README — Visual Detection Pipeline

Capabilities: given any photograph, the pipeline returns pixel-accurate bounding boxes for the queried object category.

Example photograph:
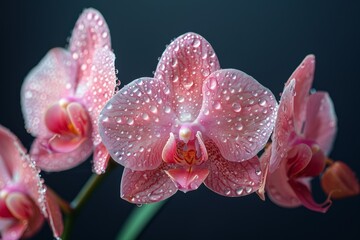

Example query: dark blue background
[1,1,359,239]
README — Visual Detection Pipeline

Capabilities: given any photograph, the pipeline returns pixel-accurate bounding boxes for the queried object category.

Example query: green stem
[116,200,167,240]
[61,160,117,240]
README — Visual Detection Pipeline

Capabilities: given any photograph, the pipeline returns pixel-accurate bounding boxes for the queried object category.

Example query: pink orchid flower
[263,55,337,213]
[21,8,117,174]
[99,33,277,204]
[0,125,63,239]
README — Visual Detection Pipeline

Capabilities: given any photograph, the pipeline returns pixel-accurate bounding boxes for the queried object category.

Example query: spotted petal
[21,48,77,137]
[121,163,177,204]
[99,78,176,171]
[69,8,111,81]
[204,140,262,197]
[198,69,277,162]
[286,55,315,133]
[304,92,337,155]
[270,79,296,172]
[154,32,220,122]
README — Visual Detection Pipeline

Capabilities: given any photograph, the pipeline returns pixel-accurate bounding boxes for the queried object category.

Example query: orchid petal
[204,140,262,197]
[21,48,77,137]
[270,79,296,172]
[45,188,63,238]
[154,32,220,122]
[99,78,176,171]
[257,145,271,200]
[286,54,315,132]
[289,179,331,213]
[304,92,337,155]
[198,69,277,162]
[162,133,177,164]
[76,48,117,147]
[69,8,111,82]
[6,192,34,220]
[165,167,209,192]
[121,163,177,204]
[266,156,302,208]
[48,134,86,153]
[67,102,91,137]
[1,222,27,240]
[286,144,313,179]
[44,102,70,134]
[92,143,110,174]
[31,137,92,171]
[0,126,27,185]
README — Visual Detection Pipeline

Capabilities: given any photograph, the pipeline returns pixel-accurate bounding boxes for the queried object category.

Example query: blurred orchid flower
[0,125,63,239]
[99,32,277,204]
[321,161,360,199]
[263,55,337,213]
[21,8,117,174]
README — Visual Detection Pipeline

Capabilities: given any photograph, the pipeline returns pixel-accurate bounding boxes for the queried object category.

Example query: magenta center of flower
[44,98,91,153]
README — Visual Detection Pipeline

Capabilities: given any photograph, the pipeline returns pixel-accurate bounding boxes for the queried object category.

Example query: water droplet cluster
[121,164,177,204]
[204,140,262,197]
[69,9,111,80]
[99,78,177,171]
[154,33,221,122]
[199,70,277,161]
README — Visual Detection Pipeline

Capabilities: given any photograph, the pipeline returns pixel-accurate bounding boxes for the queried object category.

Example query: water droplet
[178,96,185,103]
[142,113,149,120]
[106,104,113,110]
[102,31,108,38]
[150,106,158,113]
[171,58,178,67]
[127,118,134,125]
[245,187,252,193]
[202,69,210,77]
[193,39,201,48]
[139,146,144,152]
[213,101,221,110]
[225,190,231,196]
[255,169,262,176]
[236,124,243,131]
[209,78,217,90]
[258,99,267,107]
[102,116,109,122]
[232,102,242,112]
[164,106,171,113]
[183,81,194,90]
[173,76,179,83]
[236,188,244,195]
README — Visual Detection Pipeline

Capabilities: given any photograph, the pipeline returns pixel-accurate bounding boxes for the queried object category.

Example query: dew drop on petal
[193,39,201,48]
[236,188,244,196]
[231,102,242,112]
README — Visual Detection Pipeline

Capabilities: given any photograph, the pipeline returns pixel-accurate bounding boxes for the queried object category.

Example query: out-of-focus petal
[69,8,111,81]
[165,167,209,192]
[76,48,117,147]
[198,69,277,162]
[289,179,331,213]
[1,222,27,240]
[286,54,315,132]
[92,143,110,174]
[304,92,337,155]
[270,79,296,172]
[154,32,220,122]
[286,144,313,179]
[45,188,63,238]
[21,48,77,137]
[266,155,302,208]
[204,140,262,197]
[321,161,360,199]
[99,78,176,171]
[121,163,177,204]
[0,125,28,185]
[30,137,92,171]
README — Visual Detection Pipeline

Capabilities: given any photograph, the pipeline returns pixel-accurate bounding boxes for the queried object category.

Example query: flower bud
[321,161,360,199]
